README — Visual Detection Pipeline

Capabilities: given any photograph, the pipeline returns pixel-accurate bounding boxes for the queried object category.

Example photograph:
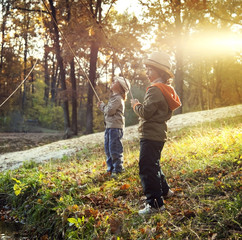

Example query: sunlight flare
[183,31,242,57]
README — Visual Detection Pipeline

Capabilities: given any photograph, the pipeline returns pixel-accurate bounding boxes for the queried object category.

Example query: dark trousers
[139,139,170,208]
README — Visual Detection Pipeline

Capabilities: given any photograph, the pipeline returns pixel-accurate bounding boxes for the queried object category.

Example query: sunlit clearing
[184,31,242,57]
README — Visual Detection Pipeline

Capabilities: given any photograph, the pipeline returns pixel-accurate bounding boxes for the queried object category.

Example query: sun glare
[217,37,241,51]
[184,32,242,57]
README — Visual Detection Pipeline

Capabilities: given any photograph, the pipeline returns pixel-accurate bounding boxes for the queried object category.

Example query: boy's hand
[97,101,104,107]
[131,99,140,108]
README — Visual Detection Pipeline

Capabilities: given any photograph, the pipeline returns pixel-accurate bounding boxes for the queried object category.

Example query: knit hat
[144,51,174,78]
[114,76,131,94]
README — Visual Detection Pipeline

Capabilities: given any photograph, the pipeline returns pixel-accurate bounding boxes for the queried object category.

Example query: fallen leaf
[40,235,48,240]
[120,183,130,190]
[183,210,196,218]
[109,217,121,234]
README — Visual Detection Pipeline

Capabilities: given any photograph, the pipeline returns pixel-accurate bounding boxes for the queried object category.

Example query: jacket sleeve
[134,87,165,120]
[102,96,121,116]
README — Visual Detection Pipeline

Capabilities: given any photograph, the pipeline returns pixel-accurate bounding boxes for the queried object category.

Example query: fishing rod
[42,0,101,102]
[79,0,134,99]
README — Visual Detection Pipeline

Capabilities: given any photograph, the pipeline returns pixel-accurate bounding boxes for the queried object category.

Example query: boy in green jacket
[131,51,181,215]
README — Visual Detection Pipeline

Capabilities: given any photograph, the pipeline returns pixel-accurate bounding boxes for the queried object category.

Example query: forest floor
[0,104,242,172]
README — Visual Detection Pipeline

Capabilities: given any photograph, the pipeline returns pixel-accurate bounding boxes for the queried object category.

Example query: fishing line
[0,8,44,109]
[42,0,101,101]
[0,59,39,108]
[1,1,132,109]
[80,0,134,99]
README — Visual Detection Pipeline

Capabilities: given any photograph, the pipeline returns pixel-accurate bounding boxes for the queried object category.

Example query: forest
[0,0,241,135]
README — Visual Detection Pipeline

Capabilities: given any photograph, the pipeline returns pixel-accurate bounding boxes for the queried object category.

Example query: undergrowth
[0,116,241,239]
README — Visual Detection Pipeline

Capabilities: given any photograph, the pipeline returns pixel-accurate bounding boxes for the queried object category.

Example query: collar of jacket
[147,82,182,111]
[152,78,164,84]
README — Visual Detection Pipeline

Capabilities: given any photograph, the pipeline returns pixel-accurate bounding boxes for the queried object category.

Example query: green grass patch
[0,116,241,239]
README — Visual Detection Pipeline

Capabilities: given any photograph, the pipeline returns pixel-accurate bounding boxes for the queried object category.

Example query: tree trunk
[199,78,204,111]
[66,0,77,135]
[70,58,78,135]
[86,40,99,134]
[48,0,70,130]
[174,49,183,114]
[235,79,241,102]
[214,61,222,107]
[173,0,183,115]
[51,56,57,103]
[44,45,50,106]
[22,9,30,113]
[30,59,35,94]
[79,95,84,132]
[0,1,10,71]
[78,72,85,132]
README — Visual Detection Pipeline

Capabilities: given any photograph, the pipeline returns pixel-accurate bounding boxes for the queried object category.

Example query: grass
[0,116,241,239]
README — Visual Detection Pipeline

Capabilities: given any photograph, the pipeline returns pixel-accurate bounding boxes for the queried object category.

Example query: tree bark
[22,7,30,113]
[48,0,70,130]
[0,1,10,71]
[51,56,57,103]
[66,0,77,135]
[173,0,183,115]
[30,59,35,94]
[44,45,50,106]
[70,58,78,135]
[213,61,222,106]
[86,40,99,134]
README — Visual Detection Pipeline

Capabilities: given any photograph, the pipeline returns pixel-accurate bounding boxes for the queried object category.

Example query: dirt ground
[0,132,64,154]
[0,104,241,172]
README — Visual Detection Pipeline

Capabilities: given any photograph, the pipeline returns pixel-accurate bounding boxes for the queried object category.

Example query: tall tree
[85,2,146,133]
[85,0,102,134]
[44,44,50,106]
[66,0,78,135]
[138,0,199,114]
[138,0,241,113]
[172,0,183,114]
[0,0,10,71]
[48,0,70,130]
[70,58,78,135]
[22,0,31,113]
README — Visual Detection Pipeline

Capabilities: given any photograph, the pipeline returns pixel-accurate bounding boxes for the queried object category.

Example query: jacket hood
[147,83,182,111]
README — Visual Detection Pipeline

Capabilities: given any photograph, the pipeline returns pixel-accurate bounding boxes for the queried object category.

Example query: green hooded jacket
[134,85,173,142]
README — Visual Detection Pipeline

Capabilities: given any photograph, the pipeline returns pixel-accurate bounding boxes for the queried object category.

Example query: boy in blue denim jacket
[97,76,130,177]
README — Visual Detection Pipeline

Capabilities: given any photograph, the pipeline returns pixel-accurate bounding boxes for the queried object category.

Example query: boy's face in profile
[146,66,159,83]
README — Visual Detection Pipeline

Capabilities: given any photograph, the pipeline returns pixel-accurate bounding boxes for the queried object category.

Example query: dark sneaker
[138,203,165,215]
